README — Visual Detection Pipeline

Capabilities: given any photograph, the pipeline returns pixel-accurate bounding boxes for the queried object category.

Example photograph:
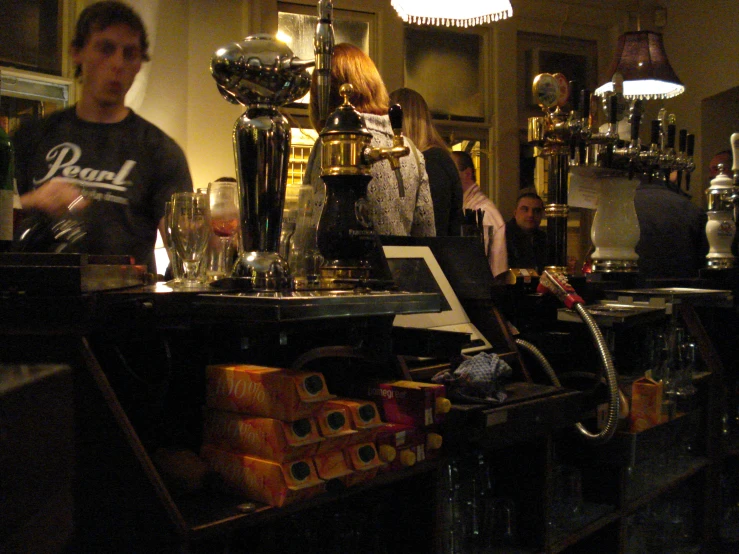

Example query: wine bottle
[0,124,14,251]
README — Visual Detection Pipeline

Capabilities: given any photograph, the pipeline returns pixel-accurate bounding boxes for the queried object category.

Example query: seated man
[505,188,546,273]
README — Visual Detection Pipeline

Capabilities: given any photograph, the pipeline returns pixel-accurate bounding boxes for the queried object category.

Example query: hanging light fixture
[391,0,512,28]
[594,30,684,100]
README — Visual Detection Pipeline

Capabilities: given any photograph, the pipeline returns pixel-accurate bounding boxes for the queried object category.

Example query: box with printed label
[201,444,325,507]
[629,376,663,432]
[206,364,335,421]
[363,380,451,427]
[325,398,385,445]
[313,449,354,484]
[202,410,323,462]
[314,404,357,454]
[342,442,385,487]
[375,423,443,472]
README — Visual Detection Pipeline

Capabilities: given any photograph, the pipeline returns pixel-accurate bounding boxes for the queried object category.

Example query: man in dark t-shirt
[13,1,191,272]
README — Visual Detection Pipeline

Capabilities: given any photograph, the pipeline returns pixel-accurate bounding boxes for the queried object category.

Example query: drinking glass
[163,201,184,284]
[207,179,240,279]
[170,191,210,287]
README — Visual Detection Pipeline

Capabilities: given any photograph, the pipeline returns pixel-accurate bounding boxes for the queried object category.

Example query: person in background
[13,0,192,273]
[451,150,508,277]
[634,177,708,279]
[505,188,546,273]
[304,43,435,237]
[388,87,464,236]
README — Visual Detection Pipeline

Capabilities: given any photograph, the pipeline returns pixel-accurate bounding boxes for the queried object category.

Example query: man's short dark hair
[451,151,477,183]
[71,1,150,78]
[516,187,543,205]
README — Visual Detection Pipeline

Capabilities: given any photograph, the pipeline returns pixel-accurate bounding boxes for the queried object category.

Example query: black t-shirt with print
[13,107,192,271]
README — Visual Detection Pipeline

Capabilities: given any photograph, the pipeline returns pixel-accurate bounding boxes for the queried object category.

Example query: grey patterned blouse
[302,113,436,237]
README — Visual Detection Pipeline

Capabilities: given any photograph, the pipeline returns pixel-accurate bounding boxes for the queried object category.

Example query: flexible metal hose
[515,302,620,443]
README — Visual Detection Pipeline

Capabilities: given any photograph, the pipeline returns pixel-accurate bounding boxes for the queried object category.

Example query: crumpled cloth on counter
[432,352,512,404]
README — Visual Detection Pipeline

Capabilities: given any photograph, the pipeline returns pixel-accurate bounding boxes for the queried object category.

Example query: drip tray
[557,302,666,327]
[0,253,149,295]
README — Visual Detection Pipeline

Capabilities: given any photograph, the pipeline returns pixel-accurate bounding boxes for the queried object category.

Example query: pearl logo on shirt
[33,142,137,204]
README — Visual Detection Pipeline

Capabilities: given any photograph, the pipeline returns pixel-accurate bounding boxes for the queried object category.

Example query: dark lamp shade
[595,31,684,99]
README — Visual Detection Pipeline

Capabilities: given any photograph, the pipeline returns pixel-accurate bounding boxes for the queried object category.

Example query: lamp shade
[391,0,512,27]
[595,30,684,99]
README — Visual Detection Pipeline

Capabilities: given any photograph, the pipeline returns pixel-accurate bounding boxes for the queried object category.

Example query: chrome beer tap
[314,0,334,125]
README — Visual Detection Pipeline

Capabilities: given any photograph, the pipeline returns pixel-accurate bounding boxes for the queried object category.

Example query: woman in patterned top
[302,43,435,238]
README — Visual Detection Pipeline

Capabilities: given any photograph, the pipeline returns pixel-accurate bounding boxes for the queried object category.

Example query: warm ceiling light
[595,30,684,100]
[391,0,512,28]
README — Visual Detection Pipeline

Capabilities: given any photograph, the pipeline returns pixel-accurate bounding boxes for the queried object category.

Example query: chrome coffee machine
[210,35,313,290]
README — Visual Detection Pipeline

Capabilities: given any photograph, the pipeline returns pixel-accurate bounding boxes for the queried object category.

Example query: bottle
[0,124,14,251]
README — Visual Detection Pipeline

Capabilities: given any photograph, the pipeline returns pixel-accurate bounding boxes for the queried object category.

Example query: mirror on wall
[404,26,485,122]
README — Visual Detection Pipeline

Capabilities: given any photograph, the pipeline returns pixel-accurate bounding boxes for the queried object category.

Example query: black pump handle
[389,104,403,133]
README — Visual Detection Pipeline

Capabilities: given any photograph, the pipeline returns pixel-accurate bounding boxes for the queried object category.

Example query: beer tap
[684,133,696,189]
[612,99,643,179]
[314,0,334,126]
[675,129,688,189]
[659,116,677,183]
[643,120,663,181]
[315,84,410,284]
[364,105,410,197]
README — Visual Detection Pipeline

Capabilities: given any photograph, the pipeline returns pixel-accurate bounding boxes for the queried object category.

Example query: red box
[364,380,451,427]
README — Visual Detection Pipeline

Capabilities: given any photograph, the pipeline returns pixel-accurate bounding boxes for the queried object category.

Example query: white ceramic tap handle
[731,132,739,173]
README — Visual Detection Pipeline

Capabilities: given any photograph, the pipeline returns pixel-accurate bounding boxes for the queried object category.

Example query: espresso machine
[210,35,313,290]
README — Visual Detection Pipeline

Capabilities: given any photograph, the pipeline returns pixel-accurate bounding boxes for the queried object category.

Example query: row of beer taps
[533,76,697,187]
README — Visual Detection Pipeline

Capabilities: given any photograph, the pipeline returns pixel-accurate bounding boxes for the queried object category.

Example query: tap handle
[630,100,643,142]
[389,103,403,134]
[650,120,661,147]
[569,81,579,111]
[580,89,590,120]
[666,124,676,150]
[731,133,739,173]
[686,133,695,156]
[608,94,619,125]
[679,129,687,153]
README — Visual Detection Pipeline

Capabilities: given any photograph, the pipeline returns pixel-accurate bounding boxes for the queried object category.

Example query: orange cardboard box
[313,449,354,484]
[201,444,325,507]
[325,398,385,445]
[202,410,323,462]
[629,376,663,432]
[342,442,385,487]
[314,404,357,454]
[206,364,335,421]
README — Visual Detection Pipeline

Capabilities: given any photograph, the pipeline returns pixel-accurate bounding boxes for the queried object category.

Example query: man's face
[514,196,544,231]
[72,23,143,108]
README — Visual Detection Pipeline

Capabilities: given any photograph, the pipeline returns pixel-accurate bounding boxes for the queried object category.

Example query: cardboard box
[325,398,385,445]
[206,364,335,421]
[313,449,354,484]
[342,442,385,487]
[202,410,323,462]
[629,376,663,432]
[314,405,357,454]
[363,380,451,427]
[375,423,443,472]
[201,444,325,507]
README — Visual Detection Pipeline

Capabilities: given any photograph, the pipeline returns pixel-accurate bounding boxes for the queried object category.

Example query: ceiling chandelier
[391,0,513,28]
